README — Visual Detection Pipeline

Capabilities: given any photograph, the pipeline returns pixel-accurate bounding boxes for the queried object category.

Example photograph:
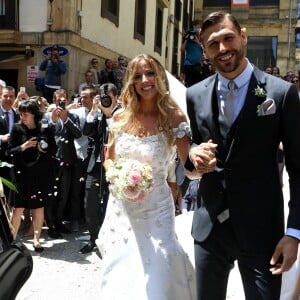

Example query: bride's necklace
[137,125,147,137]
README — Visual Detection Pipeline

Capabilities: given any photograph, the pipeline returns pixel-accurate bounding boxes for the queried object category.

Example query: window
[247,36,277,70]
[134,0,146,44]
[296,32,300,48]
[101,0,119,26]
[250,0,279,4]
[172,27,179,75]
[203,0,230,6]
[154,2,163,54]
[174,0,181,23]
[296,28,300,48]
[0,0,17,29]
[297,2,300,19]
[0,0,5,16]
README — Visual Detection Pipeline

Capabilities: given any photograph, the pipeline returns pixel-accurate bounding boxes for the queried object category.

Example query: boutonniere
[254,84,267,98]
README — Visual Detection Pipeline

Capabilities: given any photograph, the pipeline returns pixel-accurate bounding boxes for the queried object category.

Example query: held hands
[190,139,218,175]
[270,235,299,275]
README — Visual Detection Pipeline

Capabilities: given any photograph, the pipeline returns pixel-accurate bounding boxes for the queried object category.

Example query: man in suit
[184,11,300,299]
[0,86,20,199]
[79,84,119,254]
[45,89,82,238]
[66,86,94,231]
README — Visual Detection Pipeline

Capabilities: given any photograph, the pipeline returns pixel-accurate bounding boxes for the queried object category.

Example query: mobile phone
[58,100,66,109]
[20,87,26,93]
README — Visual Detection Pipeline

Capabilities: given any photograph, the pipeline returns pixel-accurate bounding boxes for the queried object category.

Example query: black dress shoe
[56,222,72,234]
[79,241,96,254]
[48,225,63,239]
[33,244,44,252]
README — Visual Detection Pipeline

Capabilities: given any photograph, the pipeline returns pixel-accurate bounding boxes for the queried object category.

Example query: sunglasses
[293,80,299,83]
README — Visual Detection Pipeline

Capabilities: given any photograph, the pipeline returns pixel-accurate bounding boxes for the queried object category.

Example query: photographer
[44,89,82,239]
[8,99,57,252]
[181,23,203,87]
[79,83,120,254]
[39,45,67,104]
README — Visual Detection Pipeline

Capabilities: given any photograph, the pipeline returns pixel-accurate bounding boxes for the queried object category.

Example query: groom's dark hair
[200,11,242,40]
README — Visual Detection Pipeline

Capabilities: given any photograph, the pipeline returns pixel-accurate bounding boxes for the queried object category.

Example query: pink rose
[128,171,142,185]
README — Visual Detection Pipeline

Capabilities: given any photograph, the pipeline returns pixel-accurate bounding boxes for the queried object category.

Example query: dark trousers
[84,162,108,241]
[194,219,281,300]
[45,162,76,226]
[64,157,89,222]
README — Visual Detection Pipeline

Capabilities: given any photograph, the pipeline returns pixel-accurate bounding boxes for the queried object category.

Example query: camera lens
[58,100,65,109]
[100,95,112,108]
[39,140,48,150]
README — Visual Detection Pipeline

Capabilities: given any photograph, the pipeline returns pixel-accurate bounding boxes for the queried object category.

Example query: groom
[185,11,300,299]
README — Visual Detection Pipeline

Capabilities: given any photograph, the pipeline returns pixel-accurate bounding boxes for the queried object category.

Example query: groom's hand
[270,235,299,274]
[190,139,217,174]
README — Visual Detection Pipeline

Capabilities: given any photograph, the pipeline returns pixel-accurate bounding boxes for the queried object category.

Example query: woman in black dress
[8,99,56,251]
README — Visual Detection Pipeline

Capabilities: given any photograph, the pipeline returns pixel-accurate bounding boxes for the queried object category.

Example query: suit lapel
[202,76,225,148]
[224,67,267,161]
[202,76,229,161]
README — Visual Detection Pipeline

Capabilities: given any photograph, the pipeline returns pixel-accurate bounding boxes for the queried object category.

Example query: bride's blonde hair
[110,53,181,147]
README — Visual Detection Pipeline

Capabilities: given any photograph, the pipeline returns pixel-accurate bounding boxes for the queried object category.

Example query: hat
[0,79,6,87]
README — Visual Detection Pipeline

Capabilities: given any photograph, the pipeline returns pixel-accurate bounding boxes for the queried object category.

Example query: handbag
[0,195,33,300]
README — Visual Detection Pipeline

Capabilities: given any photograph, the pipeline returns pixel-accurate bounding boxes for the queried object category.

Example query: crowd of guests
[0,75,121,253]
[1,50,190,255]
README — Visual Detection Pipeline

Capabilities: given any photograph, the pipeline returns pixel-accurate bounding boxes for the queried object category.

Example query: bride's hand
[190,140,217,174]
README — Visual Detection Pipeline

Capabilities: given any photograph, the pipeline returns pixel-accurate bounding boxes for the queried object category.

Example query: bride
[96,54,198,299]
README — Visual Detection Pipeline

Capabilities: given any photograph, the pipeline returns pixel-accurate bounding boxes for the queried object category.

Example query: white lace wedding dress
[96,130,196,300]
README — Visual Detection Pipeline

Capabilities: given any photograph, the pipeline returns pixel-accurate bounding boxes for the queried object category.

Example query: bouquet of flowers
[106,158,154,202]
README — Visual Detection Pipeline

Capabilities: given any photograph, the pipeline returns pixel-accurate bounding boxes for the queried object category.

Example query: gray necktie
[224,80,236,125]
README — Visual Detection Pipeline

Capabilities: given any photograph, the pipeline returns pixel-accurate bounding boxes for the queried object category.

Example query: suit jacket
[70,107,90,160]
[0,108,20,162]
[83,110,108,174]
[48,112,82,165]
[186,66,300,254]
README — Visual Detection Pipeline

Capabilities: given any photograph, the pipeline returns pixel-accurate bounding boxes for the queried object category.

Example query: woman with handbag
[8,98,57,252]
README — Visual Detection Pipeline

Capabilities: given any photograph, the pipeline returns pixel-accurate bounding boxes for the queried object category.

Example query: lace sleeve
[172,122,191,138]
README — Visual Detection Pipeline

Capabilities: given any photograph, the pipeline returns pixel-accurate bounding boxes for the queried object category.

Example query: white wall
[19,0,48,32]
[81,0,167,62]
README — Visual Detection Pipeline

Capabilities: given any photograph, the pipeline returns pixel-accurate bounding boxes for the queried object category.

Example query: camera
[100,86,112,108]
[51,54,59,60]
[185,30,197,41]
[37,136,48,151]
[58,99,66,109]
